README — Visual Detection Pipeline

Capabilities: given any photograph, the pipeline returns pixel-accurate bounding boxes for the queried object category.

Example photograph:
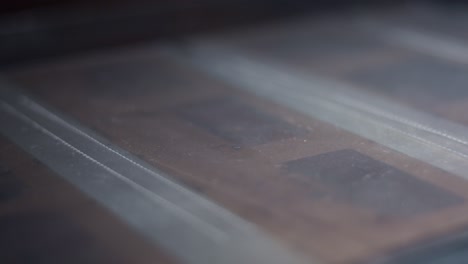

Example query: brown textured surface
[284,149,463,217]
[0,137,177,264]
[7,46,468,263]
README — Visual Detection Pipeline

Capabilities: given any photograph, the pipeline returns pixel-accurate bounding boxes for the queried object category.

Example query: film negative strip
[5,40,468,263]
[0,80,310,264]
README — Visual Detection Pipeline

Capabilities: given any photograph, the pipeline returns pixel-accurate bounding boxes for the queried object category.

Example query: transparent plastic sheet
[0,137,177,264]
[3,3,468,264]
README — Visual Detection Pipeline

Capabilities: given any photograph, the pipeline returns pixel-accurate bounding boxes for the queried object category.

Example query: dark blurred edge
[0,0,414,68]
[371,223,468,264]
